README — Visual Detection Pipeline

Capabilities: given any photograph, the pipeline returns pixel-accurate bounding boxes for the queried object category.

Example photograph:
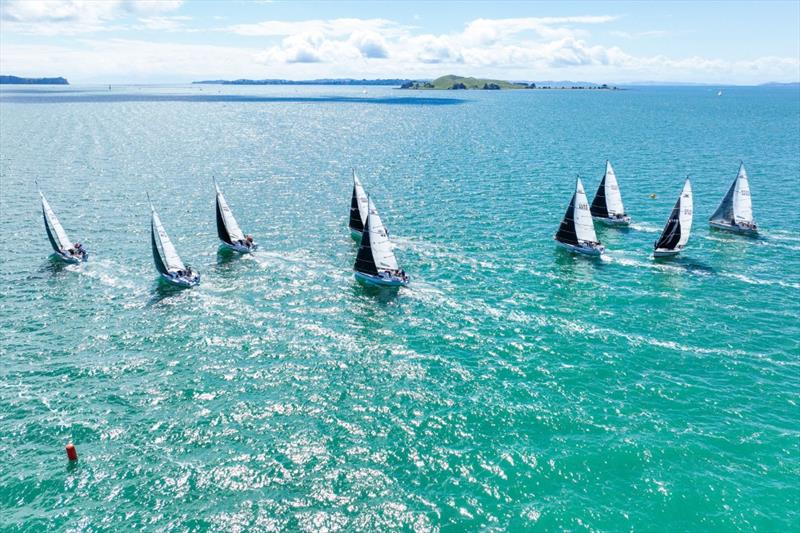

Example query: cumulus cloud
[0,0,183,33]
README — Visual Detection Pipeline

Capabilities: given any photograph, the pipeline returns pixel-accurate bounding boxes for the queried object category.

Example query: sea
[1,84,798,531]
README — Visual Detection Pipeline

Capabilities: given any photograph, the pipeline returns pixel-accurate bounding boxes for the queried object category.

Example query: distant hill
[760,82,800,87]
[401,75,528,90]
[400,75,616,90]
[193,78,411,86]
[0,75,69,85]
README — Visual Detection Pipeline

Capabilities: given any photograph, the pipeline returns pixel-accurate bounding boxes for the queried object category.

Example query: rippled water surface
[1,84,799,531]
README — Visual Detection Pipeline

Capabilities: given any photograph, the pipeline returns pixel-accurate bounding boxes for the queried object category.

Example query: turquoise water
[1,84,798,531]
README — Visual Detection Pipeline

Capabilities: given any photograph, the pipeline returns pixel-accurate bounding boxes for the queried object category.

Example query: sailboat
[554,177,605,256]
[709,162,757,234]
[654,178,693,257]
[37,184,87,264]
[149,196,200,287]
[214,178,257,252]
[354,197,409,287]
[590,160,631,225]
[348,169,370,240]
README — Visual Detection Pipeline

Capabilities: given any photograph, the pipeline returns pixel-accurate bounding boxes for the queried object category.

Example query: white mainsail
[574,178,599,243]
[151,207,186,272]
[604,161,625,216]
[215,184,245,242]
[353,170,369,226]
[40,192,72,251]
[732,164,753,223]
[678,178,693,247]
[366,198,399,271]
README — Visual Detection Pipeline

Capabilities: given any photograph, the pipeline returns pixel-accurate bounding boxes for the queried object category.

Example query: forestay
[40,193,72,252]
[151,208,185,273]
[215,184,245,244]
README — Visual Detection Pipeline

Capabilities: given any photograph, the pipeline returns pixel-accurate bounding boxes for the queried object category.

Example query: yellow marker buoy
[649,193,657,199]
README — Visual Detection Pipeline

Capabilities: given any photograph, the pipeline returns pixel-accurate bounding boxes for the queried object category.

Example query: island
[0,75,69,85]
[399,74,618,90]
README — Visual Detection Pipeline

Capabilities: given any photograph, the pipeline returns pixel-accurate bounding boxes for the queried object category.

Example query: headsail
[214,181,245,244]
[39,192,72,253]
[677,179,693,247]
[349,170,369,232]
[574,178,599,243]
[590,161,625,219]
[731,163,753,224]
[656,178,692,250]
[150,203,186,273]
[354,198,399,274]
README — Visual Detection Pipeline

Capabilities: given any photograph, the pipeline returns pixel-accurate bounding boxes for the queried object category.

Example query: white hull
[355,271,408,287]
[709,220,758,235]
[555,240,604,256]
[593,215,631,226]
[653,248,681,258]
[54,251,87,264]
[160,272,200,288]
[221,241,257,253]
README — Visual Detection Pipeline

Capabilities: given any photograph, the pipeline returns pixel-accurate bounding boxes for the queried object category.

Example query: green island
[400,74,616,90]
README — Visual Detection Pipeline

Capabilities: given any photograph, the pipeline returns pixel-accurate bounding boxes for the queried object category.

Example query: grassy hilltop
[401,75,528,90]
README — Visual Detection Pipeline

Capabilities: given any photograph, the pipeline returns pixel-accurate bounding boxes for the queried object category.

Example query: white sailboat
[37,184,87,264]
[354,197,409,287]
[214,178,256,252]
[554,177,605,256]
[348,169,370,240]
[149,196,200,288]
[709,162,757,234]
[654,178,693,257]
[590,160,631,225]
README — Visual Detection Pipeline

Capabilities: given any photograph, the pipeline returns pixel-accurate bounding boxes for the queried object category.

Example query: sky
[0,0,798,84]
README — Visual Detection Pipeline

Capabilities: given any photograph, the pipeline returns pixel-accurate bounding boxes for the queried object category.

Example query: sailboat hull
[53,251,87,264]
[593,215,631,226]
[221,241,257,253]
[555,240,604,256]
[354,271,408,287]
[653,248,682,258]
[709,220,758,235]
[159,272,200,288]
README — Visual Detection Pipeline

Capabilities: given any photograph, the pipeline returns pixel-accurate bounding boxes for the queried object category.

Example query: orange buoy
[65,443,78,461]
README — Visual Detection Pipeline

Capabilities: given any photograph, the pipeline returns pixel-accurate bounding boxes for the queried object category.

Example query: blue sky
[1,0,798,84]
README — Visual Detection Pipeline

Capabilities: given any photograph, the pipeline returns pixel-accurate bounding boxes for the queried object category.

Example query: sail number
[578,203,589,210]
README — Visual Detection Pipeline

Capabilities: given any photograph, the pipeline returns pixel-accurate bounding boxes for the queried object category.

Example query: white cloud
[0,12,797,84]
[0,0,183,34]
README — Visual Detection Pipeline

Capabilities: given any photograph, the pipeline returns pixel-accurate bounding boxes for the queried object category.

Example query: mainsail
[354,198,399,275]
[40,192,73,253]
[656,178,693,250]
[349,170,369,232]
[215,182,245,244]
[150,205,186,274]
[711,163,752,225]
[590,160,626,218]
